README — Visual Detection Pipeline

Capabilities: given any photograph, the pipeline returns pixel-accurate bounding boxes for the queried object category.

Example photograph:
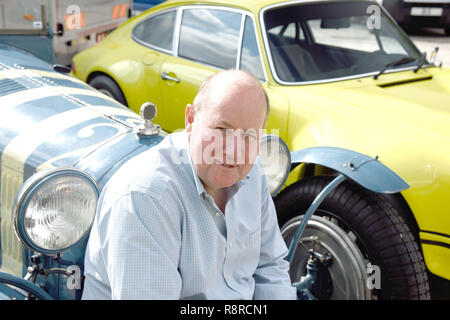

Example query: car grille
[0,78,27,97]
[0,166,24,276]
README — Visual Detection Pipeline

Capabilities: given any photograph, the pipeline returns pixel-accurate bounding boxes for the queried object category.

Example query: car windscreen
[263,1,422,83]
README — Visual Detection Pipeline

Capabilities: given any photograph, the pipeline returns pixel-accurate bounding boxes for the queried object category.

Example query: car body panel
[72,0,450,280]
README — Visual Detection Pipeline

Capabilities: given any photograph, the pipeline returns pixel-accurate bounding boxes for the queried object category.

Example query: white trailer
[0,0,133,65]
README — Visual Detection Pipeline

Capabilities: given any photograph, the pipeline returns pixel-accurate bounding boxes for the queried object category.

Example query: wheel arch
[288,146,409,194]
[283,146,421,246]
[86,70,107,84]
[86,71,129,107]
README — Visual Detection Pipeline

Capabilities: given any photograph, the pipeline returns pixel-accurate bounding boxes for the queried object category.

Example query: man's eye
[215,128,225,135]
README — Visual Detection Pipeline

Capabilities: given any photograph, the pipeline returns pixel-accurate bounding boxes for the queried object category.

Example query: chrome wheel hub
[281,215,371,300]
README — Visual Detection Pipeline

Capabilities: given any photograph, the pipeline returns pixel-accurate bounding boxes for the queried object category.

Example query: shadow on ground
[429,272,450,300]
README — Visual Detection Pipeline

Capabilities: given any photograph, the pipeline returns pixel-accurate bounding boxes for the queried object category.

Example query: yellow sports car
[72,0,450,299]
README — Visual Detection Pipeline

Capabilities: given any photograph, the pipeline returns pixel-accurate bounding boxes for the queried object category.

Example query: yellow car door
[158,57,215,132]
[128,8,178,119]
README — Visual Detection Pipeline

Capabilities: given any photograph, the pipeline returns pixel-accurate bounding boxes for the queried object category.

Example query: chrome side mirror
[138,102,160,136]
[430,46,443,67]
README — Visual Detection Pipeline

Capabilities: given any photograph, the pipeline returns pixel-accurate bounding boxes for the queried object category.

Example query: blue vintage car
[0,5,413,300]
[0,13,169,300]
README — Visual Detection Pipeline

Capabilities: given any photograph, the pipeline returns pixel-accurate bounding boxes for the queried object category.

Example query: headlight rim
[259,134,291,196]
[12,167,99,255]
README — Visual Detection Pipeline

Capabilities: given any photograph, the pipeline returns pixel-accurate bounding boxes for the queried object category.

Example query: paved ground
[429,272,450,300]
[407,27,450,67]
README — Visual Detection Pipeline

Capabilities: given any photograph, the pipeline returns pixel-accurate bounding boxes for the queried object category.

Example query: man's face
[186,79,266,195]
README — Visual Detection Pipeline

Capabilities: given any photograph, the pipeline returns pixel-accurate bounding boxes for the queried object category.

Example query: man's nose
[223,134,244,164]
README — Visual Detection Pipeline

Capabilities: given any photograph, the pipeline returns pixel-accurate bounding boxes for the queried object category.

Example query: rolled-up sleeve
[253,183,297,300]
[99,188,183,299]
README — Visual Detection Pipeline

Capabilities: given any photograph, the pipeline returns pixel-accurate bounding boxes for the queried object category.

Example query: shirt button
[216,212,220,217]
[227,275,231,281]
[229,242,232,248]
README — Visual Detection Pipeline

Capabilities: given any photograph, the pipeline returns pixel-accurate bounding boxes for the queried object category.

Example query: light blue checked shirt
[82,131,296,300]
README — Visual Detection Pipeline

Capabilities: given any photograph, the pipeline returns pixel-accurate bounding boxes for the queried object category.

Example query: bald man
[82,70,297,300]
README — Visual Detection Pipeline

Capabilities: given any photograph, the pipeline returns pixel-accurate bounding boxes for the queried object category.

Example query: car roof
[155,0,296,13]
[156,0,371,13]
[160,0,275,10]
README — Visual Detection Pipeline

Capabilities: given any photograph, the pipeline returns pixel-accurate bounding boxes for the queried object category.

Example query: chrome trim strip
[236,15,246,70]
[246,14,269,82]
[173,7,182,57]
[275,65,434,86]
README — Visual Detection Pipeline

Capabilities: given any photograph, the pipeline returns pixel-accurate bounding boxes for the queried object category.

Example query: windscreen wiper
[413,52,427,73]
[373,56,417,80]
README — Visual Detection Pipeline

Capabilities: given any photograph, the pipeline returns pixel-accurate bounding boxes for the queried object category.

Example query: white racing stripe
[0,85,142,122]
[0,66,88,84]
[2,108,98,174]
[36,123,129,172]
[0,65,141,120]
[0,85,115,113]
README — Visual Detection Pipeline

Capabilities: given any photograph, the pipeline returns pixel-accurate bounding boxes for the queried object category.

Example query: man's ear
[185,104,195,132]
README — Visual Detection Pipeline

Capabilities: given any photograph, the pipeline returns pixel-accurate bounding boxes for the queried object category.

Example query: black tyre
[445,28,450,36]
[88,75,128,106]
[275,176,430,300]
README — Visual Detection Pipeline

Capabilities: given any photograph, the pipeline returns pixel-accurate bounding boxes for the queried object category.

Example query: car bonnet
[0,45,146,183]
[278,68,450,139]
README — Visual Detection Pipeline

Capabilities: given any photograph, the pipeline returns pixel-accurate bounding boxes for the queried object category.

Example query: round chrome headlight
[259,135,291,196]
[13,168,99,254]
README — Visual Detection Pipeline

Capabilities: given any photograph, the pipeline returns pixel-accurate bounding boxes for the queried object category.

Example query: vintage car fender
[289,146,409,194]
[0,271,54,300]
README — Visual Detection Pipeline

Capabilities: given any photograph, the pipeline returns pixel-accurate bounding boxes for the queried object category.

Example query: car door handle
[161,72,180,83]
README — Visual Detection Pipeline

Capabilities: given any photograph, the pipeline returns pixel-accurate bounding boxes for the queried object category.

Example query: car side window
[240,16,265,81]
[132,10,176,52]
[178,8,242,69]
